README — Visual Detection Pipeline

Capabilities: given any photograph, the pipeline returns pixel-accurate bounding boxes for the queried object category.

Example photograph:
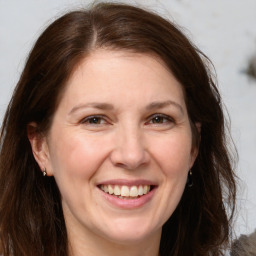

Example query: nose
[110,125,149,170]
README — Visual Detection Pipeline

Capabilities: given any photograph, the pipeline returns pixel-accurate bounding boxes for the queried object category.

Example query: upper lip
[97,179,157,186]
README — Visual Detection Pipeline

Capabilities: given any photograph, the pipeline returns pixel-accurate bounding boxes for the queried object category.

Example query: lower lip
[98,187,156,209]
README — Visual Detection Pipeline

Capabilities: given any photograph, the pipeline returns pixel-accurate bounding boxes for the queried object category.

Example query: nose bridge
[110,122,148,169]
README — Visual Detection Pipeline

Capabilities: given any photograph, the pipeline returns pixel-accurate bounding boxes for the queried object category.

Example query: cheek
[47,131,112,215]
[48,131,109,181]
[149,132,193,177]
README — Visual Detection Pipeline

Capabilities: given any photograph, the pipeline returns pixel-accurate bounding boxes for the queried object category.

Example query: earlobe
[190,148,198,169]
[194,122,202,157]
[190,122,201,168]
[27,122,52,176]
[195,122,202,135]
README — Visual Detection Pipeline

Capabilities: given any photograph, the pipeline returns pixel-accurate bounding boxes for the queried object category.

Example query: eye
[146,114,174,125]
[81,115,108,125]
[151,116,167,124]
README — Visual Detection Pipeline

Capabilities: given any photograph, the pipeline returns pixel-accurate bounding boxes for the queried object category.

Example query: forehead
[58,49,186,111]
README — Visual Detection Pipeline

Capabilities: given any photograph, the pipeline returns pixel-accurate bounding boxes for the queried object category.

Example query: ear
[27,122,53,176]
[190,122,201,168]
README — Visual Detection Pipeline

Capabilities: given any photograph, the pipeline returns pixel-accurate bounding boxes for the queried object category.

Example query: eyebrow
[68,100,184,115]
[68,102,114,115]
[146,100,184,115]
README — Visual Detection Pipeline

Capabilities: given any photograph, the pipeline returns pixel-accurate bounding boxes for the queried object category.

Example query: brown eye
[148,114,172,125]
[152,116,165,124]
[88,117,102,124]
[81,115,107,125]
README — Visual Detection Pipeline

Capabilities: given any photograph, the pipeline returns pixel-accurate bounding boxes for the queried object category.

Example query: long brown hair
[0,2,237,255]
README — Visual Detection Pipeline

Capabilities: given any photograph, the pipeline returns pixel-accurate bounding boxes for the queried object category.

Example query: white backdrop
[1,0,256,237]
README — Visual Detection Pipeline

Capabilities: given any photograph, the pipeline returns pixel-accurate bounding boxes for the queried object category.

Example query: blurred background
[1,0,256,238]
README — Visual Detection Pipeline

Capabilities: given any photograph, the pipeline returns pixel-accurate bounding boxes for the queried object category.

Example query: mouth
[98,184,154,199]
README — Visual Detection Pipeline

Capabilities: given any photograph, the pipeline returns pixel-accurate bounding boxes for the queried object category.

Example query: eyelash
[80,113,174,126]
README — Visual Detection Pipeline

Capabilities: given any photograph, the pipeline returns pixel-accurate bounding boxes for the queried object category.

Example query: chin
[98,217,161,244]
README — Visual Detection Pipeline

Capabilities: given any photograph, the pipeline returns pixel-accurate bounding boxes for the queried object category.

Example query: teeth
[103,185,108,193]
[108,185,114,194]
[138,185,144,196]
[143,185,149,194]
[114,185,121,196]
[121,186,130,196]
[100,184,151,198]
[130,186,138,197]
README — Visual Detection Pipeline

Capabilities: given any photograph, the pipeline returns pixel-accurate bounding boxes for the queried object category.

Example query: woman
[0,2,237,256]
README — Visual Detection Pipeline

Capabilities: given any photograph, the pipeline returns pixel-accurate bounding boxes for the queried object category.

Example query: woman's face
[38,50,198,245]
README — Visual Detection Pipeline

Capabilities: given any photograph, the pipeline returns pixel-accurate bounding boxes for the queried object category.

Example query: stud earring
[43,168,47,177]
[187,170,193,187]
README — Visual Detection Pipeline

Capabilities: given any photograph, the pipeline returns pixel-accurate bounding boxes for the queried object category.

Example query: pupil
[90,117,99,124]
[153,116,162,123]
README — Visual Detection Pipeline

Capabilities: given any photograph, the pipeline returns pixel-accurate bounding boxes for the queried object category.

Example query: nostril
[111,147,149,170]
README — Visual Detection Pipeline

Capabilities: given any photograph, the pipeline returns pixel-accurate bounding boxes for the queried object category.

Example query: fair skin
[29,50,198,256]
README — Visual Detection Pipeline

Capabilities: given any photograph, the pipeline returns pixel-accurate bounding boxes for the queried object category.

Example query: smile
[99,184,151,199]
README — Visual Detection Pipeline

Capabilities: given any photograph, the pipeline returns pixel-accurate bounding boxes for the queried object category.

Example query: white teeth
[143,185,148,194]
[100,184,151,198]
[130,186,138,197]
[138,185,144,196]
[108,185,114,194]
[121,186,129,197]
[114,185,121,196]
[103,185,108,193]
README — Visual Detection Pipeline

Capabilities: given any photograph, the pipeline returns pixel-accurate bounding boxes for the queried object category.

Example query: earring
[187,170,193,187]
[43,168,47,177]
